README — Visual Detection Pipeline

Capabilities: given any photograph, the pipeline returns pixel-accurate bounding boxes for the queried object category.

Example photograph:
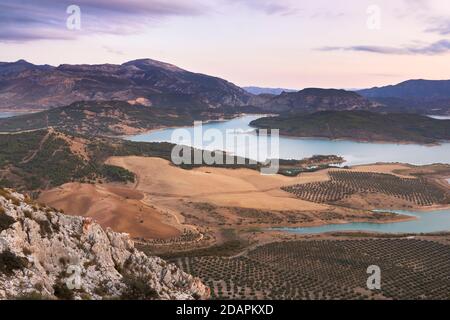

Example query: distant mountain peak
[14,59,30,64]
[0,59,31,66]
[123,58,184,72]
[243,86,297,95]
[298,88,360,96]
[358,79,450,99]
[357,79,450,114]
[258,87,376,113]
[0,59,54,76]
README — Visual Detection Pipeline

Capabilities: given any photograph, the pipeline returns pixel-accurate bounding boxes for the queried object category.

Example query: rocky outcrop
[0,189,209,300]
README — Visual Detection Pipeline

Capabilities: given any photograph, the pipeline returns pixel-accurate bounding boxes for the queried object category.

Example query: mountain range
[358,79,450,100]
[357,79,450,114]
[243,86,297,95]
[257,88,380,113]
[0,59,252,110]
[1,59,450,115]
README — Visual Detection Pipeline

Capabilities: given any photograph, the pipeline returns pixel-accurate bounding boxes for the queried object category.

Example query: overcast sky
[1,0,450,89]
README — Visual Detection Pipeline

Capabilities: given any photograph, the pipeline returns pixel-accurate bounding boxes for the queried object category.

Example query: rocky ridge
[0,188,209,300]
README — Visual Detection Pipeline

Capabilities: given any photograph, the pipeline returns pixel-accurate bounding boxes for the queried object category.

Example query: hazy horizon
[1,0,450,89]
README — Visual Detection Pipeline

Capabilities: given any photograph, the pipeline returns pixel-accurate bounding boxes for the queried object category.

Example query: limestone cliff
[0,188,209,300]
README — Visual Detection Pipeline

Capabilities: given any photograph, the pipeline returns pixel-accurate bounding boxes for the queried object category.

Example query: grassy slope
[0,100,261,136]
[250,111,450,144]
[0,101,202,135]
[0,129,262,192]
[0,130,134,191]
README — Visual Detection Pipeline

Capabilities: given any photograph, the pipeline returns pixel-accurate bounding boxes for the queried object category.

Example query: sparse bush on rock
[0,250,28,276]
[0,190,209,300]
[0,208,15,231]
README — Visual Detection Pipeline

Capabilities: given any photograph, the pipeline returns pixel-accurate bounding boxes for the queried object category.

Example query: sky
[1,0,450,89]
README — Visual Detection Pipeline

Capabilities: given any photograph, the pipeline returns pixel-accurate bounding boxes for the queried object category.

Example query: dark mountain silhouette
[243,86,297,95]
[258,88,380,113]
[358,80,450,115]
[0,59,252,110]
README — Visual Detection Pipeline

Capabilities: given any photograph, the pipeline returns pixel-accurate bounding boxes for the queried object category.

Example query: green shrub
[93,281,109,297]
[53,280,75,300]
[36,219,53,238]
[14,292,48,300]
[0,179,12,188]
[120,274,158,300]
[11,198,20,206]
[0,250,28,275]
[0,210,15,232]
[23,210,33,220]
[101,165,135,183]
[22,247,32,256]
[0,188,10,198]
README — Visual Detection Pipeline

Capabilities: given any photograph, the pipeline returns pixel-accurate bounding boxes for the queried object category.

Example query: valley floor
[38,158,449,250]
[171,233,450,300]
[34,156,450,300]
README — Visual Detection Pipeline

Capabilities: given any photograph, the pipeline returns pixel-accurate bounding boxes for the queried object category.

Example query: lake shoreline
[126,114,450,167]
[249,122,447,146]
[118,113,266,139]
[272,207,450,235]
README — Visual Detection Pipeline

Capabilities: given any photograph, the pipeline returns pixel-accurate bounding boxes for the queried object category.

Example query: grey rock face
[0,189,209,300]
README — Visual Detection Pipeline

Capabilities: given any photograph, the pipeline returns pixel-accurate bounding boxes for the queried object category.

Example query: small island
[271,155,345,177]
[251,110,450,144]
